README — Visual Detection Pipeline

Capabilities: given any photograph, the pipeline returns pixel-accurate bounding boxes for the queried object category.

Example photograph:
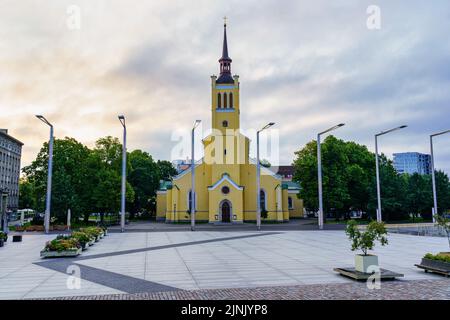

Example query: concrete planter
[0,239,4,247]
[40,248,82,258]
[355,254,379,273]
[420,258,450,272]
[88,239,95,246]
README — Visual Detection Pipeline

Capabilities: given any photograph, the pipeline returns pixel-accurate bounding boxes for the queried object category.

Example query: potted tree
[345,220,388,273]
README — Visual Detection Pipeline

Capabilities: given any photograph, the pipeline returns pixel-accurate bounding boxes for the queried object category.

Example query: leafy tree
[18,178,35,209]
[345,220,388,256]
[128,150,160,218]
[435,170,450,215]
[22,137,91,222]
[156,160,177,181]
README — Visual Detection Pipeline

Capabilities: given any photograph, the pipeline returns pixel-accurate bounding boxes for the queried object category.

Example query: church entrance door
[221,201,231,223]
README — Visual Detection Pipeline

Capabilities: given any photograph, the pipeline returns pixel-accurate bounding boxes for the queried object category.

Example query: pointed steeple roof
[221,20,230,60]
[216,18,234,84]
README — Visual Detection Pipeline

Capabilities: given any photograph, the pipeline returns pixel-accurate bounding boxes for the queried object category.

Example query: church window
[221,186,230,194]
[288,197,294,209]
[188,190,194,212]
[229,92,233,108]
[260,190,266,211]
[217,93,221,108]
[223,92,228,108]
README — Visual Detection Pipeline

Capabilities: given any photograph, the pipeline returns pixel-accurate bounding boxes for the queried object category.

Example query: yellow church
[156,22,303,224]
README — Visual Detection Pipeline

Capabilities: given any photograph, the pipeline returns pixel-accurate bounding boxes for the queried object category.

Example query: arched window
[260,190,266,211]
[217,93,221,108]
[188,190,194,212]
[288,197,293,209]
[229,92,233,108]
[222,120,228,127]
[223,92,228,108]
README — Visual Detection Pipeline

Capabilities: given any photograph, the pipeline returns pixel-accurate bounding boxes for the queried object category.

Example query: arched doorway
[220,200,231,223]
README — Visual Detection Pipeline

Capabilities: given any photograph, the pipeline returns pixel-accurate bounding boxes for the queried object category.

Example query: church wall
[240,163,284,222]
[156,191,166,221]
[208,180,243,223]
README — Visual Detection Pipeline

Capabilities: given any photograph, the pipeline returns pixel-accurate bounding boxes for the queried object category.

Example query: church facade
[156,22,303,223]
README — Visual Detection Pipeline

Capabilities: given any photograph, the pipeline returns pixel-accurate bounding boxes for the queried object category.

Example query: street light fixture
[191,120,201,231]
[317,123,345,230]
[256,122,275,231]
[375,125,407,222]
[35,115,54,234]
[430,129,450,222]
[118,115,126,233]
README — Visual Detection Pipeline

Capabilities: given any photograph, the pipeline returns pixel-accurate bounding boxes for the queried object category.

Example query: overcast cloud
[0,0,449,174]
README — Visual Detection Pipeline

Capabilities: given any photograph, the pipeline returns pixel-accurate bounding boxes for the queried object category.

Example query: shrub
[261,209,268,219]
[345,220,388,256]
[79,226,103,238]
[71,231,93,247]
[0,232,7,242]
[424,253,450,263]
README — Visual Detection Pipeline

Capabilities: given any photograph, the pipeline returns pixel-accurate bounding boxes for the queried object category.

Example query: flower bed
[40,226,108,258]
[40,238,82,258]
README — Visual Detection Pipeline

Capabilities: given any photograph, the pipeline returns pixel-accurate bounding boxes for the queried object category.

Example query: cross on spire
[223,16,228,27]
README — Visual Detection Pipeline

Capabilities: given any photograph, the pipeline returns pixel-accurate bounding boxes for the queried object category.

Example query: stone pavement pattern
[39,279,450,300]
[0,230,449,299]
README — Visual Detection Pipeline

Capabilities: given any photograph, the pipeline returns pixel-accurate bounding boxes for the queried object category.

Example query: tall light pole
[375,125,407,222]
[118,115,126,233]
[256,122,275,231]
[191,120,201,231]
[430,129,450,223]
[36,115,54,234]
[317,123,345,230]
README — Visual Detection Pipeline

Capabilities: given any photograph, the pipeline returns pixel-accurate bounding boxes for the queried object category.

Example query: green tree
[435,170,450,215]
[18,177,35,209]
[128,150,160,218]
[22,137,91,222]
[156,160,177,180]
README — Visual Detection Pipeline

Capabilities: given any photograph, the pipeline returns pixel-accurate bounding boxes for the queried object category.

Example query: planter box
[0,239,4,247]
[420,258,450,272]
[355,254,379,273]
[88,239,95,246]
[40,248,82,258]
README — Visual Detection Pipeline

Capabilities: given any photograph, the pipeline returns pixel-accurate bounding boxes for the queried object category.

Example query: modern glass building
[393,152,431,175]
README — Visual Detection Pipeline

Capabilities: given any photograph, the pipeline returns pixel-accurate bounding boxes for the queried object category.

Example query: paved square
[0,230,448,299]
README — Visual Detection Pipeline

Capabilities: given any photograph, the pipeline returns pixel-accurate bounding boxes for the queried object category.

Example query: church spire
[217,17,234,84]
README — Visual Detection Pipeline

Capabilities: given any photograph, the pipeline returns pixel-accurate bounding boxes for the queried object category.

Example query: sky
[1,0,449,174]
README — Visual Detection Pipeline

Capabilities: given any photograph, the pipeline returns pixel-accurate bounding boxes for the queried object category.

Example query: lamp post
[430,129,450,222]
[317,123,345,230]
[36,115,54,234]
[118,115,126,233]
[256,122,275,231]
[375,125,407,222]
[191,120,201,231]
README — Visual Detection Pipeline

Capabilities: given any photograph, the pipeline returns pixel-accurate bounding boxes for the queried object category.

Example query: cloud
[0,0,449,175]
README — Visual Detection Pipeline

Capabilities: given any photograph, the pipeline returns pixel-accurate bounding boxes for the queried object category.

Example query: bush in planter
[345,220,388,273]
[71,231,93,248]
[0,231,7,242]
[43,238,81,252]
[424,252,450,263]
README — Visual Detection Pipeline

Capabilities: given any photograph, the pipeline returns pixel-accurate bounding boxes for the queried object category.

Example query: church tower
[211,19,240,134]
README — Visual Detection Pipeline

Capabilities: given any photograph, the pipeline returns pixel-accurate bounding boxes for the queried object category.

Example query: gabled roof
[208,173,243,191]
